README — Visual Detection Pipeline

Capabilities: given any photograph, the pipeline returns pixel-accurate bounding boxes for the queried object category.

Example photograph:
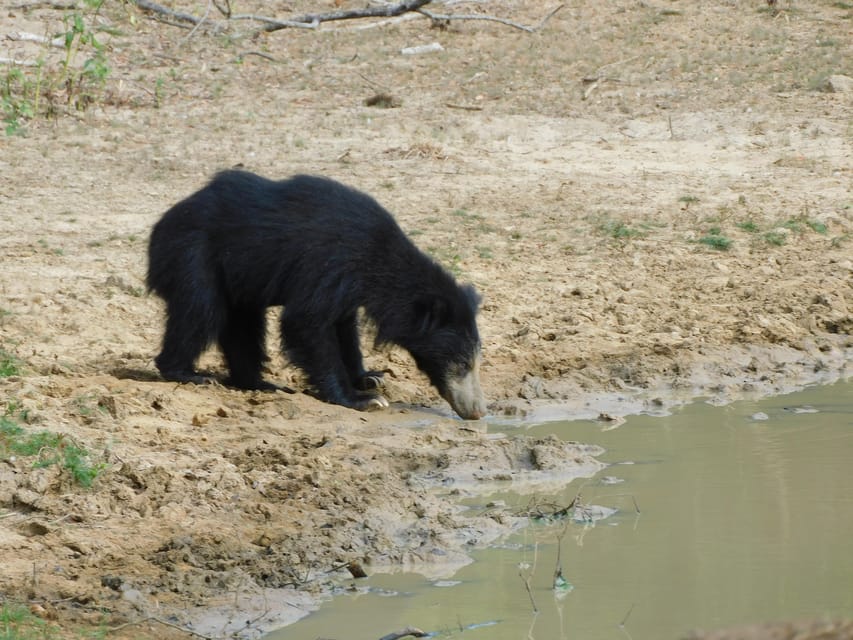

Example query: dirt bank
[1,1,851,637]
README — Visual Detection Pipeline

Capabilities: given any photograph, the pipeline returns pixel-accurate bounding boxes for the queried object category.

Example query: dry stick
[253,0,434,33]
[227,13,320,30]
[519,568,539,613]
[134,0,203,25]
[183,0,214,40]
[553,521,569,584]
[330,12,421,31]
[12,1,79,8]
[418,3,564,33]
[212,0,230,18]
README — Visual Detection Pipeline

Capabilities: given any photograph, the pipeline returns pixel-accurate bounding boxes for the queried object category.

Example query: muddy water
[271,380,853,639]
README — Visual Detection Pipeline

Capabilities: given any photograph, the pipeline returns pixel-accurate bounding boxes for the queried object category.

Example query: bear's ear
[414,295,450,335]
[461,284,481,313]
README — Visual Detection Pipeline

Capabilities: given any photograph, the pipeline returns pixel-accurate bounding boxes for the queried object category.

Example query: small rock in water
[784,405,819,414]
[750,412,769,421]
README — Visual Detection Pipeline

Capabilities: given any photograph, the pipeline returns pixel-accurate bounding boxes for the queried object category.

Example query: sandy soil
[1,1,851,637]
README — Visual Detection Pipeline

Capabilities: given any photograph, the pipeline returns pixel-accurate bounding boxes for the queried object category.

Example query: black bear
[147,170,486,420]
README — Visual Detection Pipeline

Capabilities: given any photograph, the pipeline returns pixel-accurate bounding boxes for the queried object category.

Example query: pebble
[401,42,444,55]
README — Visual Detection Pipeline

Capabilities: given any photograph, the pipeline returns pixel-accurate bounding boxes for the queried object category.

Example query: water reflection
[270,380,853,639]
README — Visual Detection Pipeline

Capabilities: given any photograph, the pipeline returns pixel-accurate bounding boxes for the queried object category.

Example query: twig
[518,567,538,613]
[418,3,564,33]
[620,603,635,627]
[182,0,214,40]
[631,495,641,514]
[11,1,79,8]
[554,521,569,583]
[212,0,230,18]
[233,50,279,63]
[445,102,483,111]
[133,0,203,25]
[378,627,428,640]
[227,13,320,30]
[592,54,641,77]
[256,0,433,32]
[328,12,421,31]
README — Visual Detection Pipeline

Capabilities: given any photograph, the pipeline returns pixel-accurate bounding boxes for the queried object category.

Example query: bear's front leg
[334,313,386,392]
[282,315,389,411]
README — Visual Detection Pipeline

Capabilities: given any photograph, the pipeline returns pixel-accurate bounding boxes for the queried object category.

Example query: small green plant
[806,220,827,234]
[61,2,110,111]
[763,231,787,246]
[2,0,109,134]
[830,233,850,247]
[1,61,46,136]
[0,602,52,639]
[0,413,106,488]
[781,216,828,235]
[428,247,462,275]
[679,195,700,206]
[598,220,645,240]
[698,229,732,250]
[737,220,759,233]
[0,349,22,377]
[476,246,494,260]
[154,75,166,108]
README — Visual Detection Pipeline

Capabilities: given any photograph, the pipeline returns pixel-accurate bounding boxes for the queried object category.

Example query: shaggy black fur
[147,170,483,414]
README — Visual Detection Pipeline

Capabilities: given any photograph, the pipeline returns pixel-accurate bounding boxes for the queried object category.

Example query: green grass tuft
[1,412,106,488]
[698,233,732,250]
[0,349,22,377]
[763,231,786,246]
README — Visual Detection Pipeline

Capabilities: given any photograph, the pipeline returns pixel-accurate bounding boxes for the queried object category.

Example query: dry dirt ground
[1,1,852,638]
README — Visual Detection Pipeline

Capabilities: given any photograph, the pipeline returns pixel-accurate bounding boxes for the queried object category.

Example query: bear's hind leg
[336,313,385,391]
[155,301,219,385]
[282,315,388,411]
[219,305,280,391]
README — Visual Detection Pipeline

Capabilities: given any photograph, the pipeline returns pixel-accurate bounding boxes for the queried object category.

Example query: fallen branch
[11,1,79,8]
[133,0,203,25]
[418,3,564,33]
[257,0,433,32]
[132,0,561,35]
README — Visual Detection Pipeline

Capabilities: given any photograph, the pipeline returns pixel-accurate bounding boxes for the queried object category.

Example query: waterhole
[271,379,853,639]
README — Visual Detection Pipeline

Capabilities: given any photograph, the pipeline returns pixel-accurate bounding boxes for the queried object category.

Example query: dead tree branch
[418,3,564,33]
[257,0,433,32]
[134,0,203,26]
[131,0,561,35]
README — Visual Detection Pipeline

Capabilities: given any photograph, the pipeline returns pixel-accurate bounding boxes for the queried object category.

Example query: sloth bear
[147,170,486,420]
